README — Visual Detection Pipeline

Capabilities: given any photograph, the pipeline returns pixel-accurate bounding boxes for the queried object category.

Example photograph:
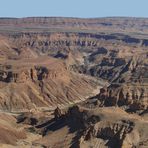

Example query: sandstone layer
[0,17,147,147]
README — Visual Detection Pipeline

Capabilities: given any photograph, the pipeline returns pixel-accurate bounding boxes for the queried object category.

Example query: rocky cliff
[0,23,147,112]
[0,56,99,111]
[0,17,147,148]
[18,105,148,148]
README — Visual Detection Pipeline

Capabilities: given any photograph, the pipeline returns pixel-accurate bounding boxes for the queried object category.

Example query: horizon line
[0,16,148,19]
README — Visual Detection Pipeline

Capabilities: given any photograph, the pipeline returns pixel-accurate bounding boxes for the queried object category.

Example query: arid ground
[0,17,147,148]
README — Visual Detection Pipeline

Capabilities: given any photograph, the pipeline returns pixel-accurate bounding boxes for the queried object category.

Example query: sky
[0,0,148,18]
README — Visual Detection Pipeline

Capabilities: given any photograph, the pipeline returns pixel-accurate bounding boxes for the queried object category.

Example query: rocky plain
[0,17,147,148]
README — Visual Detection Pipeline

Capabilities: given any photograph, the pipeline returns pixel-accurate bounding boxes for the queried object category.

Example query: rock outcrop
[96,83,148,112]
[0,56,100,111]
[0,17,147,147]
[28,106,148,148]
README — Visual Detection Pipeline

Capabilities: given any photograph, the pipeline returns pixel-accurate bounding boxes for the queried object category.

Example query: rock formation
[0,56,99,111]
[0,17,147,147]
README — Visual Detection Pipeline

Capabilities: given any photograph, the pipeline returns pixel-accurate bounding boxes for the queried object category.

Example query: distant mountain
[0,17,148,34]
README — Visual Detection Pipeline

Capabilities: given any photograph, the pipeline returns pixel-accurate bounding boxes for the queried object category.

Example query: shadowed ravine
[0,17,147,148]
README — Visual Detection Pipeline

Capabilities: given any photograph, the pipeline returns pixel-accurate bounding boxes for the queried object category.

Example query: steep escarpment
[0,25,147,112]
[0,17,147,148]
[1,17,148,34]
[0,57,99,111]
[93,56,148,112]
[1,32,147,81]
[20,105,148,148]
[96,83,148,111]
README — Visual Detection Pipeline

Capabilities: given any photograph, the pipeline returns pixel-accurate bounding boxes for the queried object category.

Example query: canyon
[0,17,147,148]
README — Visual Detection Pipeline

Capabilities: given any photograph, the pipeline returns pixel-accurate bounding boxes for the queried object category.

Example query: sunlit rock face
[0,17,147,147]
